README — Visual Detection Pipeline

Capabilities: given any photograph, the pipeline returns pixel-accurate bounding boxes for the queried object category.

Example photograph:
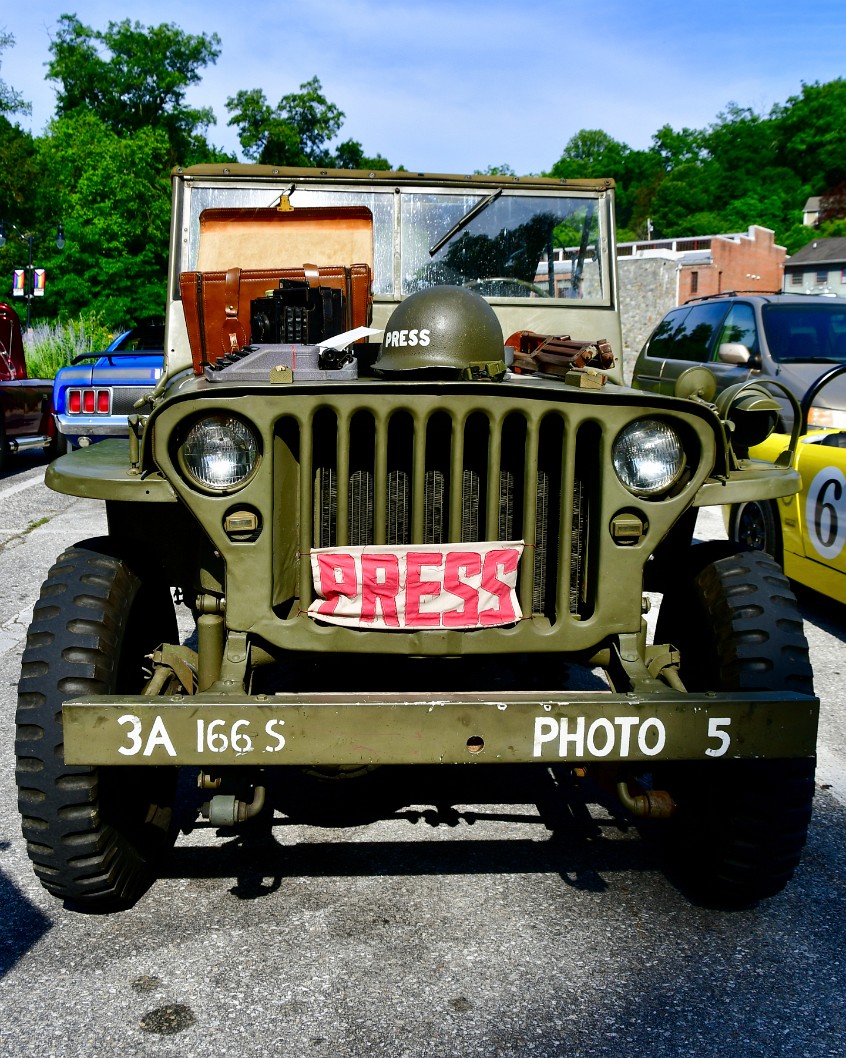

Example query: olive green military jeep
[16,166,818,908]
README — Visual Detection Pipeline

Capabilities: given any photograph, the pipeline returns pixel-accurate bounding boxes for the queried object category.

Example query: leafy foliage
[46,15,222,165]
[474,164,516,177]
[0,30,30,117]
[226,77,393,171]
[34,111,171,327]
[772,79,846,191]
[0,117,38,222]
[545,89,846,245]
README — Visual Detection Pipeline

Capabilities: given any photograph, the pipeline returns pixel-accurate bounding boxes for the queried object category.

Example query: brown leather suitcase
[180,263,372,372]
[180,205,374,373]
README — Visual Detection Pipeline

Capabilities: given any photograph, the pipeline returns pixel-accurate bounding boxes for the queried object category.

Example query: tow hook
[201,784,267,827]
[646,646,685,692]
[617,779,675,819]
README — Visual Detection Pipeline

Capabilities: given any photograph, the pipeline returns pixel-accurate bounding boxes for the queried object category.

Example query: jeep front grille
[289,403,598,622]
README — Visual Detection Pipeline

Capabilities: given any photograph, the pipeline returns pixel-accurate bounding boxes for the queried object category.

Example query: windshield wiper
[569,202,595,297]
[429,189,502,257]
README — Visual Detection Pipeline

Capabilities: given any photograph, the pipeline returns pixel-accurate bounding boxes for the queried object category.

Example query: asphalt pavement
[0,457,844,1058]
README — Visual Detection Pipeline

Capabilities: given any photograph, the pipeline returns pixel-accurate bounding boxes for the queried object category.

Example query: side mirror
[718,342,751,365]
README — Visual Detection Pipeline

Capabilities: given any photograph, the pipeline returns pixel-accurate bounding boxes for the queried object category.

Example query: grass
[23,313,120,379]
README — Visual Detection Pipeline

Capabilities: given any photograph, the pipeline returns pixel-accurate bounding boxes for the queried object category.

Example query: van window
[646,302,730,363]
[716,302,758,357]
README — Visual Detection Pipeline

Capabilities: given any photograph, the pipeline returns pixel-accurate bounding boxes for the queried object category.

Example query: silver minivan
[632,292,846,428]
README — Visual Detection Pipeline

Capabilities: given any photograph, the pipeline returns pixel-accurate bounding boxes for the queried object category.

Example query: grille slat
[299,420,315,605]
[373,417,388,545]
[299,403,592,622]
[336,410,350,545]
[519,419,540,618]
[412,413,427,543]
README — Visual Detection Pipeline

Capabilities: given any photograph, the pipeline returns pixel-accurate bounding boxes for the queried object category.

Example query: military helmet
[375,286,505,377]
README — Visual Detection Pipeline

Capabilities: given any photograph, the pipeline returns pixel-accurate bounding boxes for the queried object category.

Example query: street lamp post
[0,220,66,330]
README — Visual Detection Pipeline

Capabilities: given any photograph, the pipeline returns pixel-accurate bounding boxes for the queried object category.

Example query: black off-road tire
[728,499,783,565]
[16,542,179,909]
[653,548,815,904]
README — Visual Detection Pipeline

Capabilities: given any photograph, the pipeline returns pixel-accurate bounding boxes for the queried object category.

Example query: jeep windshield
[182,182,607,302]
[762,301,846,362]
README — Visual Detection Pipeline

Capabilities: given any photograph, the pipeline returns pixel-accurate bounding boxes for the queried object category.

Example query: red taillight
[67,387,111,414]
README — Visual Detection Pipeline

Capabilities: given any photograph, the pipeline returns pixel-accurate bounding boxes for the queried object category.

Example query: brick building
[619,225,786,303]
[537,225,786,356]
[616,225,786,353]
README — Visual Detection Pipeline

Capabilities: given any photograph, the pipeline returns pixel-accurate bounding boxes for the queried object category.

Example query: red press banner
[308,541,525,629]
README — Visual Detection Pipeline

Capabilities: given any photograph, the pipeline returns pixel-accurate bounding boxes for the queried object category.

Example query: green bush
[23,312,119,379]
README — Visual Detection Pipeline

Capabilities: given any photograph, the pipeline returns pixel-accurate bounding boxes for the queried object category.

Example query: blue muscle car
[53,318,164,447]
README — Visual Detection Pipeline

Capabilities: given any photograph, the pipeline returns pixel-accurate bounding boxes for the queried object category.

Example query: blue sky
[3,1,846,174]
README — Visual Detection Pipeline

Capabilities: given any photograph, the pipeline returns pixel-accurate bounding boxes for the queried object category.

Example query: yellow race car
[728,365,846,604]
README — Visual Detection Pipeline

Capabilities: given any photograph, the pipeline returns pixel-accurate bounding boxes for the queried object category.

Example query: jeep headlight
[613,419,684,496]
[181,414,259,491]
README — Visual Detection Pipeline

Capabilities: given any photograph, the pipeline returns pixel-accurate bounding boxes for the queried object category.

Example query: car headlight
[807,406,846,430]
[181,414,259,491]
[613,419,685,496]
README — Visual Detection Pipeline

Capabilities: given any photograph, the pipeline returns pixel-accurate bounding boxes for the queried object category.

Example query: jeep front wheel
[16,543,179,909]
[653,548,815,904]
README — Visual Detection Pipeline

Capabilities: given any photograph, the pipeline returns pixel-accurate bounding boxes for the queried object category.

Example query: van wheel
[653,548,815,904]
[16,543,178,909]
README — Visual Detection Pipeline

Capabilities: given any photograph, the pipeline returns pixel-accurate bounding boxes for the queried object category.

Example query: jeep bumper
[62,690,819,766]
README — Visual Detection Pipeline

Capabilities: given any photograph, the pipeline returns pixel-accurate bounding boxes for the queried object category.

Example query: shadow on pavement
[0,845,52,976]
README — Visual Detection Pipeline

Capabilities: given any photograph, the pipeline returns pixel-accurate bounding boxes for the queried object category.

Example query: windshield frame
[166,166,622,381]
[177,177,613,306]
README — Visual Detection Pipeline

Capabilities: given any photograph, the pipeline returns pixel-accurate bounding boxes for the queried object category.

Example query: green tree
[226,79,344,166]
[648,162,712,236]
[0,118,40,304]
[34,112,171,327]
[773,79,846,191]
[549,129,628,179]
[548,130,662,237]
[0,29,30,117]
[650,124,705,169]
[332,139,392,171]
[226,77,393,170]
[473,164,516,177]
[46,15,222,164]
